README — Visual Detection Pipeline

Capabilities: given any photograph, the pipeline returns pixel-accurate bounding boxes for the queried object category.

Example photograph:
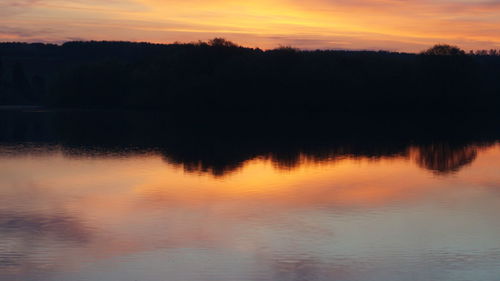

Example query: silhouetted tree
[0,57,3,84]
[275,45,299,53]
[12,63,29,89]
[31,75,46,103]
[0,40,499,111]
[208,38,239,48]
[9,63,33,103]
[0,57,3,102]
[421,44,466,56]
[0,57,3,91]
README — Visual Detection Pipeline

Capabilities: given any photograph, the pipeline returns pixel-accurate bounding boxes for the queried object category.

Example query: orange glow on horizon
[1,0,500,51]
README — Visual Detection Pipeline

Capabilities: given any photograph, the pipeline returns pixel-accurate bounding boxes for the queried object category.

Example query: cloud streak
[1,0,500,51]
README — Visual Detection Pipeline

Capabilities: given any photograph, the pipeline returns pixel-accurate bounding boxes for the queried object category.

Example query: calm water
[1,111,500,281]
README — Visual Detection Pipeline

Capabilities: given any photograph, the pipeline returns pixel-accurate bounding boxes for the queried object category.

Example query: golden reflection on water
[0,144,499,280]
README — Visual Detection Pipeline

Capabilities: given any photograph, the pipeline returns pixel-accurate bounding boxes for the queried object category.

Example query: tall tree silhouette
[421,44,466,56]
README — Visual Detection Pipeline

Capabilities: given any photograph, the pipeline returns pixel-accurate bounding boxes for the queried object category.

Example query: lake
[0,110,499,281]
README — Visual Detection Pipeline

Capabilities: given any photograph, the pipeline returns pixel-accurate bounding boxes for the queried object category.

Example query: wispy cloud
[1,0,500,51]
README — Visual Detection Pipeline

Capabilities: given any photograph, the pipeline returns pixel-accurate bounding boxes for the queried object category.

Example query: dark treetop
[0,40,499,112]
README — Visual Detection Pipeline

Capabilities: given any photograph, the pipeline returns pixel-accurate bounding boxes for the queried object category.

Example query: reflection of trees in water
[0,110,498,177]
[162,142,496,177]
[413,143,480,175]
[160,143,412,177]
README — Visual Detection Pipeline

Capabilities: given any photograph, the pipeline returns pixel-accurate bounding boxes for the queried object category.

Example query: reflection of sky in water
[0,145,499,281]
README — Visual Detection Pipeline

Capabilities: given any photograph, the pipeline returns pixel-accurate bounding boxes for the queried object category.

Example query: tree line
[1,39,499,112]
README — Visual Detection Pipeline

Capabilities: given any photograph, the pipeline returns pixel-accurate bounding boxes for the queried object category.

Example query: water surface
[1,111,499,281]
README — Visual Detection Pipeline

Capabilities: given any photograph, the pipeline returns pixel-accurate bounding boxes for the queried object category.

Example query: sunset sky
[1,0,500,52]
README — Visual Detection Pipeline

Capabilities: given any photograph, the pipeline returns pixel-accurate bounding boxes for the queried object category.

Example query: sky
[1,0,500,52]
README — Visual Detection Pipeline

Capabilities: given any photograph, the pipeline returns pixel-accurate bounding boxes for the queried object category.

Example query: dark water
[0,110,499,281]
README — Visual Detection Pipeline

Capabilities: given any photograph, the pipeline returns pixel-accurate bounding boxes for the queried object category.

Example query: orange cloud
[1,0,500,51]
